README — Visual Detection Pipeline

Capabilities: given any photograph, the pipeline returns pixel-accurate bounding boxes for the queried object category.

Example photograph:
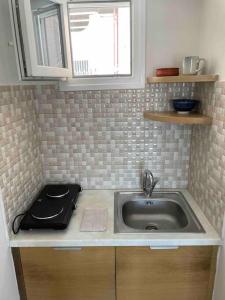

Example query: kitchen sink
[114,191,205,233]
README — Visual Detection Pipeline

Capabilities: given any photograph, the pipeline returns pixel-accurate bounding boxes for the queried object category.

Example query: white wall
[146,0,203,76]
[0,191,19,300]
[199,0,225,80]
[0,0,19,84]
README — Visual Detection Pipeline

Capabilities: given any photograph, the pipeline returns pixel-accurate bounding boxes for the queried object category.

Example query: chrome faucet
[143,169,159,198]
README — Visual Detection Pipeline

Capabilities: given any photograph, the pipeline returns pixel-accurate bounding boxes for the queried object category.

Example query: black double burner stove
[20,184,82,230]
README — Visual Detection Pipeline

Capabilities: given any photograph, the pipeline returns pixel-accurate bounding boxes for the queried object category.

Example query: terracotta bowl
[156,68,179,77]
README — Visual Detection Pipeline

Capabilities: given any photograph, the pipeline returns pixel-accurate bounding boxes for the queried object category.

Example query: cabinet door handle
[54,247,82,251]
[150,246,179,250]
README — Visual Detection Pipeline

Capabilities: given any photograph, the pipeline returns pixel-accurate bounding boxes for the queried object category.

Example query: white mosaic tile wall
[1,81,223,235]
[189,82,225,234]
[35,83,194,189]
[0,86,43,231]
[0,82,197,233]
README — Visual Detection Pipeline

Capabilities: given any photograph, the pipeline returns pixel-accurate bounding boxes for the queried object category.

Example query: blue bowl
[172,99,199,113]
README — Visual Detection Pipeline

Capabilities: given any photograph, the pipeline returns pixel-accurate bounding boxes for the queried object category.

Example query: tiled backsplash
[35,83,194,189]
[188,82,225,233]
[0,86,43,231]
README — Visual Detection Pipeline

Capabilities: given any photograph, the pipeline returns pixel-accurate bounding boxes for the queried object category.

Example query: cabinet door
[17,247,115,300]
[116,246,217,300]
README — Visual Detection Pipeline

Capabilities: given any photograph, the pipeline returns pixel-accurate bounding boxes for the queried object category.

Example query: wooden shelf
[144,111,212,125]
[147,74,219,84]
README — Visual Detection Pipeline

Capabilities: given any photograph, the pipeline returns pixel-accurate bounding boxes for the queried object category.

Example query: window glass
[31,0,65,67]
[68,1,131,77]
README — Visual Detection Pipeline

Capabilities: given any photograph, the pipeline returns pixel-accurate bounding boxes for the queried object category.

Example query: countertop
[10,189,222,248]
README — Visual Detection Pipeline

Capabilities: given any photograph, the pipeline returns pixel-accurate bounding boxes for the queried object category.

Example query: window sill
[59,75,146,91]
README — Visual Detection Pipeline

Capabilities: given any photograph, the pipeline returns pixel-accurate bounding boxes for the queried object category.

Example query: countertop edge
[10,239,222,248]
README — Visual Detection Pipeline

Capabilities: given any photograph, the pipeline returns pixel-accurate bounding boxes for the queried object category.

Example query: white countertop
[10,189,222,248]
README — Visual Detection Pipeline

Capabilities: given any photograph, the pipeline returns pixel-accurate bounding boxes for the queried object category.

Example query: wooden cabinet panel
[116,246,217,300]
[14,246,217,300]
[18,247,115,300]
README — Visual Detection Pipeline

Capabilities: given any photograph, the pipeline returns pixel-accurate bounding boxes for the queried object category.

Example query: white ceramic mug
[182,56,205,75]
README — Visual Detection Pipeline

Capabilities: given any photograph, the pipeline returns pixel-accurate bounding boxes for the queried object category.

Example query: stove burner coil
[31,207,64,220]
[46,185,70,198]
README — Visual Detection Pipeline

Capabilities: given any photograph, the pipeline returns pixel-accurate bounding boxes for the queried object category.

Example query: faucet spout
[143,169,159,198]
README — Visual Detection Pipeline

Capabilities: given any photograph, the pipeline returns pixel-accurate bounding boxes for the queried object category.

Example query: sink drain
[145,224,158,231]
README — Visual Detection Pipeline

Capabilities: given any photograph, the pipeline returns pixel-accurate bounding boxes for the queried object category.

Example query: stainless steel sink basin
[114,191,205,233]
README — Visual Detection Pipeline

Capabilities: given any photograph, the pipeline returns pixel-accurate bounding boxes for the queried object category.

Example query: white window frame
[60,0,146,91]
[16,0,72,78]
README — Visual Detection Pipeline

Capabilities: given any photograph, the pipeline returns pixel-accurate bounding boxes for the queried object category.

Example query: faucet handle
[143,169,159,187]
[143,169,154,189]
[143,169,154,181]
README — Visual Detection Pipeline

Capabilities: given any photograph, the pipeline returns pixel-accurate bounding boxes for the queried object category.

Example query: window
[69,1,131,77]
[61,0,145,90]
[11,0,72,78]
[10,0,145,89]
[32,1,65,68]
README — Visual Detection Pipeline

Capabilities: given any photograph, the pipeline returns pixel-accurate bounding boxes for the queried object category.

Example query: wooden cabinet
[116,247,217,300]
[13,246,217,300]
[14,247,115,300]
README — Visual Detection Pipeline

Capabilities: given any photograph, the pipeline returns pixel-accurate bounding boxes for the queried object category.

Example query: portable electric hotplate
[16,184,82,231]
